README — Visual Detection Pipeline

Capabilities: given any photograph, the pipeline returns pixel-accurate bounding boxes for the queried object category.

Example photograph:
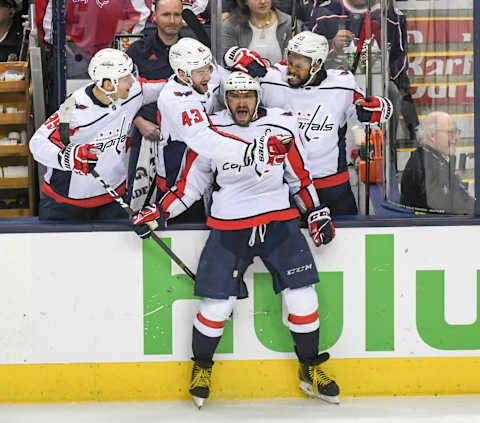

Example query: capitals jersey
[30,78,164,207]
[159,107,319,230]
[156,68,251,192]
[260,64,363,187]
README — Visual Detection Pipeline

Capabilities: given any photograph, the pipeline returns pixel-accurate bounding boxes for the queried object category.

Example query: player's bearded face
[191,64,214,94]
[227,91,257,126]
[287,52,312,87]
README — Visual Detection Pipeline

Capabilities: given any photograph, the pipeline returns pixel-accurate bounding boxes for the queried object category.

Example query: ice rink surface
[1,395,480,423]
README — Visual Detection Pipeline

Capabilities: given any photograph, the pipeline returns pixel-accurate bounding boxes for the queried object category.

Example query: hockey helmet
[286,31,329,86]
[88,48,135,96]
[224,71,261,118]
[169,38,213,86]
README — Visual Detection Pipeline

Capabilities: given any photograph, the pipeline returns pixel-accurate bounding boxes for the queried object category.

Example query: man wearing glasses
[400,111,474,214]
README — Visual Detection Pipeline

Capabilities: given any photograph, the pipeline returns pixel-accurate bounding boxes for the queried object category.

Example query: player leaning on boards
[132,72,340,408]
[224,31,393,215]
[29,48,165,220]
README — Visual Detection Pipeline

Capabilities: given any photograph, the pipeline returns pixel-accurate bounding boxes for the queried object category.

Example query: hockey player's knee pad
[194,296,236,337]
[282,286,319,333]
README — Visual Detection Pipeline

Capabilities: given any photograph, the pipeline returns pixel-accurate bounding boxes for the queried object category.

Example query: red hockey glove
[58,143,100,175]
[355,96,393,125]
[307,206,335,247]
[266,134,292,165]
[224,47,268,78]
[131,205,166,239]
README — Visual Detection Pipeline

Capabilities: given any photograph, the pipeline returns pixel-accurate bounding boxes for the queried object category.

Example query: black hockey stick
[90,167,196,281]
[182,8,211,48]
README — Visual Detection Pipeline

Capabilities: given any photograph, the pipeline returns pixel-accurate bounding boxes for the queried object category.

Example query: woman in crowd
[222,0,291,65]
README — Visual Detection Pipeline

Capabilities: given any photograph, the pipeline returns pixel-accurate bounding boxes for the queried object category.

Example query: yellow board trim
[409,17,473,22]
[1,357,480,403]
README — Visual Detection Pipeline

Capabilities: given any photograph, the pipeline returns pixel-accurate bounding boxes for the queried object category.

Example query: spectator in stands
[126,0,183,207]
[310,0,419,141]
[0,0,22,62]
[222,0,291,65]
[400,111,474,215]
[35,0,152,78]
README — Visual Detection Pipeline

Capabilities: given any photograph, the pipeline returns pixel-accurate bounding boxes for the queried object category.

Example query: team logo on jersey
[72,0,110,7]
[92,116,128,154]
[297,105,335,142]
[174,91,193,97]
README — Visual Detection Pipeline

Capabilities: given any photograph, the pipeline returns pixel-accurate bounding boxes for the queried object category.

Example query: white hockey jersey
[156,67,255,192]
[159,107,319,230]
[30,78,164,207]
[260,64,364,188]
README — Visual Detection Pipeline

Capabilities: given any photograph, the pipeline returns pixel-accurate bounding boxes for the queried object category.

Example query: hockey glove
[307,206,335,247]
[131,204,166,239]
[355,96,393,125]
[223,47,268,78]
[247,134,292,169]
[58,143,100,175]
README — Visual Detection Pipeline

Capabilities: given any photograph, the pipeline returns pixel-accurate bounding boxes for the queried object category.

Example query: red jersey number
[181,109,204,126]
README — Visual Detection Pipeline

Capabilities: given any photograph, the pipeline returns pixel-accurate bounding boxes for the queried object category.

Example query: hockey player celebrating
[154,37,290,199]
[29,48,165,220]
[132,72,340,407]
[224,31,393,215]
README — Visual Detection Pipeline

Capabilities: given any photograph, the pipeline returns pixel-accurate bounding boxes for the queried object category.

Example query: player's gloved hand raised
[247,134,292,168]
[58,143,100,175]
[355,96,393,125]
[131,204,166,239]
[306,206,335,247]
[224,47,268,78]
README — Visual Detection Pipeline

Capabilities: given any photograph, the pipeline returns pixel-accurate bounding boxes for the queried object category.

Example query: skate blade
[299,381,340,405]
[192,396,205,409]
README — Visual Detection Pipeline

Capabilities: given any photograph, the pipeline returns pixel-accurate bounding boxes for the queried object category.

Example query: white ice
[1,395,480,423]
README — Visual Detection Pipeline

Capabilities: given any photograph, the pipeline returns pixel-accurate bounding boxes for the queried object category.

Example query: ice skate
[189,359,213,409]
[298,352,340,404]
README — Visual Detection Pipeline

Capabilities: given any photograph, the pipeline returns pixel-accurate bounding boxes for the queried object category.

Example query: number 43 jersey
[159,108,320,230]
[260,64,364,181]
[156,70,251,191]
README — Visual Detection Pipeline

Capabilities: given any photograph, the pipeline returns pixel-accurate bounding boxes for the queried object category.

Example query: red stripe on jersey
[42,181,126,208]
[313,170,349,189]
[288,310,318,325]
[353,91,364,104]
[196,313,225,329]
[206,114,250,145]
[297,187,314,210]
[288,140,311,190]
[207,209,299,230]
[157,110,162,127]
[156,175,168,193]
[48,126,78,149]
[138,77,167,94]
[175,149,198,197]
[160,191,178,211]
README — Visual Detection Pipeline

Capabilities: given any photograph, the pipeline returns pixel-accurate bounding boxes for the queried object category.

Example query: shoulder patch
[282,111,293,116]
[340,71,351,76]
[75,104,88,110]
[174,91,193,97]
